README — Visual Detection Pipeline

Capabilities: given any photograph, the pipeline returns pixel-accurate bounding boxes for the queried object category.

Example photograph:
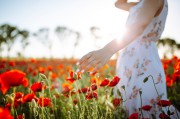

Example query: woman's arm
[77,0,162,73]
[115,0,139,11]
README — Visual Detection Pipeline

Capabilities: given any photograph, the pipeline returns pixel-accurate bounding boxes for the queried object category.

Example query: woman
[77,0,179,118]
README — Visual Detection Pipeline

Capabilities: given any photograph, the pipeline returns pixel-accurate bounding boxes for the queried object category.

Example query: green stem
[149,75,160,99]
[139,90,144,118]
[148,75,164,119]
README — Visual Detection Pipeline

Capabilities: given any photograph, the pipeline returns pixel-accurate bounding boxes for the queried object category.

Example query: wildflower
[113,98,121,107]
[62,83,72,94]
[9,61,15,67]
[141,105,152,111]
[47,65,53,71]
[157,100,171,107]
[109,76,120,87]
[38,66,45,73]
[159,113,170,119]
[86,92,98,100]
[78,87,89,93]
[0,107,13,119]
[38,97,51,107]
[15,92,24,104]
[22,93,35,103]
[0,70,28,94]
[5,102,19,109]
[32,70,37,76]
[174,61,180,76]
[90,84,97,91]
[30,81,46,93]
[30,58,36,63]
[128,113,139,119]
[66,71,81,83]
[100,78,109,86]
[17,115,24,119]
[50,72,58,81]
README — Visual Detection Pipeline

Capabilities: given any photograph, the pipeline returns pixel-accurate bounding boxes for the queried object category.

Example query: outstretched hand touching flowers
[76,48,114,74]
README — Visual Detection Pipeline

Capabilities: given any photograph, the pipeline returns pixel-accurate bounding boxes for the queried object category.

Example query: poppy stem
[139,90,144,118]
[148,75,164,117]
[12,87,16,118]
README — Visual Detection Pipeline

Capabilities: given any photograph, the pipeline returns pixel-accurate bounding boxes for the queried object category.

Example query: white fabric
[114,0,179,118]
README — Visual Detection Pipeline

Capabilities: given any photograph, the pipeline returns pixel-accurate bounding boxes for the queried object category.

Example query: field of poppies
[0,56,180,119]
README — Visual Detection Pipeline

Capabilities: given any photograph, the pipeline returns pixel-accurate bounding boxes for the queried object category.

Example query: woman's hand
[76,47,113,74]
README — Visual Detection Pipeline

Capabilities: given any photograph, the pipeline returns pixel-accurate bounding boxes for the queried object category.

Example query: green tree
[0,24,19,59]
[0,35,6,58]
[157,38,180,58]
[17,30,29,58]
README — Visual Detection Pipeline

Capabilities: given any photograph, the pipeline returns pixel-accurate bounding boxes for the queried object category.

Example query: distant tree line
[0,23,179,59]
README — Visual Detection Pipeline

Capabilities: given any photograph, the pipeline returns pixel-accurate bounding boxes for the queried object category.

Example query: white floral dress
[113,0,178,118]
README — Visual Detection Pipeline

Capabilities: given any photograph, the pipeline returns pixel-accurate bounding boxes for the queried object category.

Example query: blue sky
[0,0,180,58]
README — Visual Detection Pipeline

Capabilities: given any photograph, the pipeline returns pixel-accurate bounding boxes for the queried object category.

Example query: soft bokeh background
[0,0,180,59]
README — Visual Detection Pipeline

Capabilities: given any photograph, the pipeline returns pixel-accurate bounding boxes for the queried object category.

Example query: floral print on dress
[155,73,163,84]
[122,47,135,57]
[129,86,141,100]
[133,58,152,77]
[123,66,132,87]
[140,20,163,48]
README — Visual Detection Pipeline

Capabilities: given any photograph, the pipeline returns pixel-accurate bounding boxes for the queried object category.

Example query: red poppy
[62,83,72,94]
[15,92,24,99]
[0,64,5,69]
[100,79,109,86]
[174,61,180,76]
[128,113,139,119]
[51,73,58,81]
[108,76,120,87]
[32,70,37,76]
[28,67,33,73]
[166,75,174,87]
[9,61,15,67]
[78,87,89,93]
[22,93,35,103]
[38,97,51,107]
[66,71,80,83]
[0,107,13,119]
[38,66,45,73]
[30,58,36,63]
[17,115,24,119]
[113,98,121,107]
[47,65,53,71]
[30,82,46,93]
[0,70,28,94]
[15,92,24,104]
[77,72,81,80]
[90,84,97,91]
[141,105,152,111]
[5,102,19,109]
[159,113,170,119]
[157,100,171,107]
[66,77,76,83]
[86,92,98,100]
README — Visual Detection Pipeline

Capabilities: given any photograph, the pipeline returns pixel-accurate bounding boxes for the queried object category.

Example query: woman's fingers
[79,56,97,72]
[78,52,92,65]
[83,60,99,72]
[90,63,102,74]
